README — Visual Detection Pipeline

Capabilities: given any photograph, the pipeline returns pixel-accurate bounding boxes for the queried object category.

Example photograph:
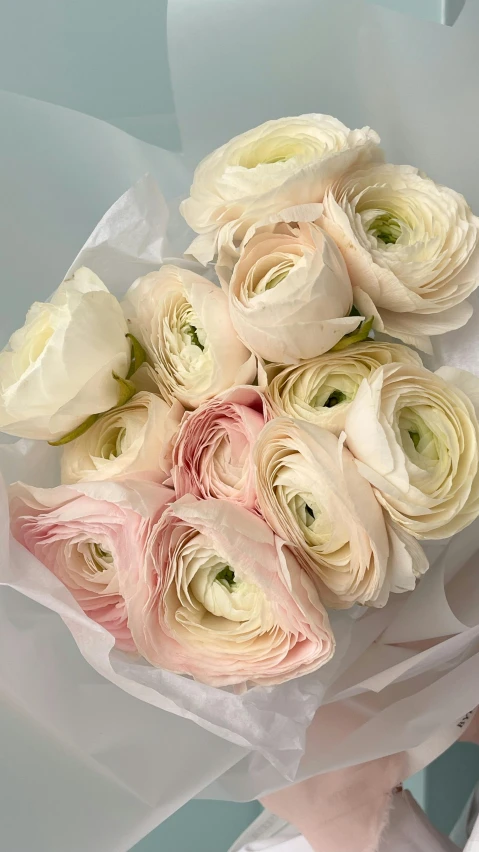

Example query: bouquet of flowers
[2,114,479,835]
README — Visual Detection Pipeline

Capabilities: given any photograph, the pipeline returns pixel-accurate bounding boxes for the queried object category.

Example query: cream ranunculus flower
[227,221,362,364]
[267,341,422,435]
[344,363,479,539]
[181,114,381,264]
[123,495,335,687]
[123,265,256,410]
[0,268,131,441]
[61,392,184,484]
[254,417,426,609]
[321,164,479,353]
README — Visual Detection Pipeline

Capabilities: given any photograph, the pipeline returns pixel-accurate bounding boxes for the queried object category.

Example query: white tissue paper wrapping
[2,175,479,852]
[3,2,479,851]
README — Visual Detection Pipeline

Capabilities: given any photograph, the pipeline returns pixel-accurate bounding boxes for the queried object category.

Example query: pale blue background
[132,801,262,852]
[0,0,179,149]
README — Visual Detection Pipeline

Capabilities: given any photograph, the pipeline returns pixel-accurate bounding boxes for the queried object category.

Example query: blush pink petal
[124,495,335,688]
[9,479,173,652]
[172,386,271,510]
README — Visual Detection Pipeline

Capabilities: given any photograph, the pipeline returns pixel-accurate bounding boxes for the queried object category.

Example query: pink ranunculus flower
[172,386,271,510]
[124,496,335,687]
[9,479,173,651]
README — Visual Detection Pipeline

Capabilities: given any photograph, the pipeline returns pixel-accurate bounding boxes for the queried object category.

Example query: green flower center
[186,325,204,351]
[102,426,126,459]
[368,213,402,245]
[215,566,235,589]
[238,140,302,169]
[409,430,421,449]
[324,390,347,408]
[399,407,439,466]
[265,270,289,291]
[297,497,317,530]
[90,544,113,572]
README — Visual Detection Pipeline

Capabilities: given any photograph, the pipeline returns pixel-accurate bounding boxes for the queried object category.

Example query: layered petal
[227,221,361,364]
[124,496,335,687]
[181,115,381,263]
[345,363,479,538]
[321,164,479,351]
[267,341,421,436]
[61,392,184,484]
[9,479,173,650]
[254,417,421,608]
[172,386,270,509]
[0,268,131,440]
[123,265,256,409]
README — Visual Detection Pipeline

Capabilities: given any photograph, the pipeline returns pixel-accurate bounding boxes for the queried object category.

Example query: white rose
[344,363,479,538]
[227,220,361,364]
[267,341,422,435]
[61,392,184,484]
[0,268,131,441]
[181,114,381,264]
[254,417,425,608]
[123,265,256,410]
[321,164,479,353]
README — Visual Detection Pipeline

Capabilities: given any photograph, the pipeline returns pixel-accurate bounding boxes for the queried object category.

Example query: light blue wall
[426,743,479,837]
[132,801,262,852]
[0,0,179,149]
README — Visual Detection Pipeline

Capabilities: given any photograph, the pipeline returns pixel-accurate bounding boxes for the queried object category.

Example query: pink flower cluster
[10,385,335,688]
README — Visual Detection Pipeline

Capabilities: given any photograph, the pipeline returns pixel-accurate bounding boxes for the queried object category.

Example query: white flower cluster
[3,113,479,689]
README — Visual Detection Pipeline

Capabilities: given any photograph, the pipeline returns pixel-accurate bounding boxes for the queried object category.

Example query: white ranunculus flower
[181,114,381,264]
[267,341,422,435]
[123,265,257,410]
[227,220,361,364]
[0,267,131,441]
[321,164,479,353]
[61,392,184,484]
[254,417,425,609]
[344,363,479,538]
